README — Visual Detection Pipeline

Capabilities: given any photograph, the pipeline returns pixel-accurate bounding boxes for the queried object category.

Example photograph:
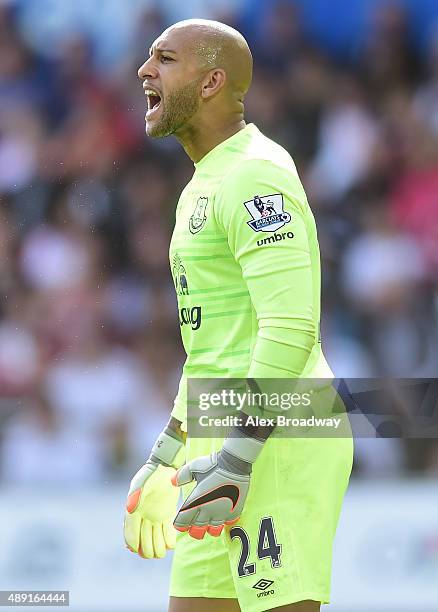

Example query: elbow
[250,324,316,377]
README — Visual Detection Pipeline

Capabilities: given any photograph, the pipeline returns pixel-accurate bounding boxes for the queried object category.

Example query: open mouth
[145,89,162,116]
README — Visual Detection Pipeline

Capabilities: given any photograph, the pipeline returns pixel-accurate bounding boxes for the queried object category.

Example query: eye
[160,56,174,63]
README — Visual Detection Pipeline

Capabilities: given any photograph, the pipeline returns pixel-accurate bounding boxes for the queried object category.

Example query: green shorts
[170,435,353,612]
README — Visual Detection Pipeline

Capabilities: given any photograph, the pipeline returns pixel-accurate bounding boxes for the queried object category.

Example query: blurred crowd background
[0,0,437,487]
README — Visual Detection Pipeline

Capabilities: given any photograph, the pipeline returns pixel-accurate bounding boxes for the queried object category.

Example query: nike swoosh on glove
[171,435,265,540]
[124,428,184,559]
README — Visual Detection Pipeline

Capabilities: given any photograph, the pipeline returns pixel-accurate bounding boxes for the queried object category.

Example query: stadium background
[0,0,437,610]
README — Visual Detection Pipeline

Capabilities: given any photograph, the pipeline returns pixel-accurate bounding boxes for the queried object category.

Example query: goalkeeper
[124,18,353,612]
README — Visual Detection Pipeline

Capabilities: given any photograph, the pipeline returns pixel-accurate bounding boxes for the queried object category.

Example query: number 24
[230,516,282,577]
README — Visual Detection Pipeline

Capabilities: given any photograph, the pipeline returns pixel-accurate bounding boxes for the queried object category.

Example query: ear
[201,69,226,100]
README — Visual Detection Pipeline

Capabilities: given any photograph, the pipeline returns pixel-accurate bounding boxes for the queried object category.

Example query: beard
[146,76,203,138]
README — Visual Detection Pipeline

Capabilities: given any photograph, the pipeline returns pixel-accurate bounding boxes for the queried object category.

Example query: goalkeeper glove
[172,432,265,540]
[124,427,184,558]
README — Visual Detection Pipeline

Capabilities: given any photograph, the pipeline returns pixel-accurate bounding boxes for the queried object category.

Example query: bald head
[163,19,253,98]
[138,19,252,142]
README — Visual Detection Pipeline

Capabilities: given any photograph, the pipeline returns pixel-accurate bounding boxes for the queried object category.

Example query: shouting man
[124,19,353,612]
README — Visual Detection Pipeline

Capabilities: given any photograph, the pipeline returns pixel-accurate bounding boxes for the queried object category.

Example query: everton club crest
[244,194,291,232]
[189,196,208,234]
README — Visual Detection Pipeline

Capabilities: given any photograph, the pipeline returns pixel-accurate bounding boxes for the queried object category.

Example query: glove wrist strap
[222,432,265,465]
[149,428,184,467]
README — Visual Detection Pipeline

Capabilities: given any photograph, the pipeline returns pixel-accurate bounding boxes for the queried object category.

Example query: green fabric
[170,435,353,608]
[170,123,333,425]
[168,125,353,607]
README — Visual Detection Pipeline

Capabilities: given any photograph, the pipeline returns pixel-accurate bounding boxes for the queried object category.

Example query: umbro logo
[253,579,274,591]
[253,579,275,598]
[257,231,294,247]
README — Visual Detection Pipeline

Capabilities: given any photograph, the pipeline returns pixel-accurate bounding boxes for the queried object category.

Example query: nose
[138,56,158,80]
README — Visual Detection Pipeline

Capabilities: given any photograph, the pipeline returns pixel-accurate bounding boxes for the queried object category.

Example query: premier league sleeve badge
[244,194,291,232]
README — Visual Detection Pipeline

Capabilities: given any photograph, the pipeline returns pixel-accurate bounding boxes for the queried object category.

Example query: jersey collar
[194,123,257,170]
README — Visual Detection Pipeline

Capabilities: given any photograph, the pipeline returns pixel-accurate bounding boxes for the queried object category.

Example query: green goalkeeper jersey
[170,123,333,425]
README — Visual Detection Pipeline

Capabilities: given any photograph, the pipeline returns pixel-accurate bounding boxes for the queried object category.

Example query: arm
[168,416,187,442]
[219,159,317,379]
[123,416,186,558]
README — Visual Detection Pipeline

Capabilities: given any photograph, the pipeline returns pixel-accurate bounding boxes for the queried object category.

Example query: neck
[175,115,246,163]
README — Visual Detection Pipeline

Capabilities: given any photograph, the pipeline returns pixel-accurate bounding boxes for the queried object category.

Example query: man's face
[138,28,205,137]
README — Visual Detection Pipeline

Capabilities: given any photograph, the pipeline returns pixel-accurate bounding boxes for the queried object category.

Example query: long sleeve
[214,158,319,378]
